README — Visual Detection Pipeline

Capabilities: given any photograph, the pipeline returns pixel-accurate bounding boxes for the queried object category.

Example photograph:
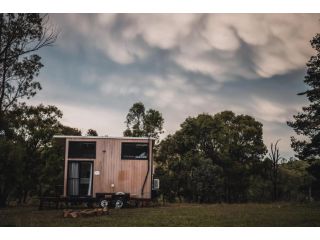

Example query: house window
[121,142,149,160]
[68,141,96,159]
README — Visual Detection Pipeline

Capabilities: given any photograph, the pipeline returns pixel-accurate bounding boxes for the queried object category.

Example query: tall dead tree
[269,139,282,201]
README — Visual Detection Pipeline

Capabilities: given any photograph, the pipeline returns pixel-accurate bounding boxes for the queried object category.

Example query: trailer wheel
[99,199,109,208]
[114,198,124,209]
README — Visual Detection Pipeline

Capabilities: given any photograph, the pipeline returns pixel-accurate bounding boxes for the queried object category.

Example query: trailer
[40,135,159,209]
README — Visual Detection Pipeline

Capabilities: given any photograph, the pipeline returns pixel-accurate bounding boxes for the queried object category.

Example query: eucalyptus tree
[124,102,164,141]
[0,13,57,134]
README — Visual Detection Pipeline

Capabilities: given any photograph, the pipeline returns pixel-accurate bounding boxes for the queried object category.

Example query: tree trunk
[224,177,229,203]
[22,190,28,204]
[309,185,312,202]
[273,181,277,201]
[0,15,3,130]
[0,47,8,115]
[0,194,8,208]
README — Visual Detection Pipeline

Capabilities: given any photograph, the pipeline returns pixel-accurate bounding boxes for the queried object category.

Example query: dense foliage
[0,103,81,206]
[155,112,264,202]
[155,112,312,203]
[287,33,320,200]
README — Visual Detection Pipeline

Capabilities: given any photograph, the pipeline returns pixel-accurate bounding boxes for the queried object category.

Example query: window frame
[121,142,149,160]
[68,141,97,159]
[67,160,94,197]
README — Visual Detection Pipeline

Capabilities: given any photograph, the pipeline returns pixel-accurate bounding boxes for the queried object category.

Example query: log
[63,210,73,218]
[63,208,109,218]
[70,212,79,218]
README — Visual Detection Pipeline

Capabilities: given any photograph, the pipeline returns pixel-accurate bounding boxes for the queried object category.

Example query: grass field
[1,203,320,227]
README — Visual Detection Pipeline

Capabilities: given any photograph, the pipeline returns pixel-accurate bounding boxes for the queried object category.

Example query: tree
[279,159,313,201]
[287,33,320,199]
[0,103,80,206]
[306,159,320,200]
[247,159,273,202]
[55,124,81,136]
[155,111,267,203]
[191,157,224,203]
[124,102,145,137]
[202,111,266,202]
[0,14,58,207]
[143,109,164,139]
[0,14,58,134]
[86,129,98,136]
[124,102,164,141]
[287,33,320,160]
[6,104,63,202]
[40,124,81,197]
[268,140,282,201]
[0,137,25,207]
[8,103,63,146]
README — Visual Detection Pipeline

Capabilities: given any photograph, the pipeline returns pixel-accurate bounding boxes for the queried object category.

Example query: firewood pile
[63,207,109,218]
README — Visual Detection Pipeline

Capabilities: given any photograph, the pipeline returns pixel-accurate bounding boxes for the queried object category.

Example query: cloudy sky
[29,14,320,158]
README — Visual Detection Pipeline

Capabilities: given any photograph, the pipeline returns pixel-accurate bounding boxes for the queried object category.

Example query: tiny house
[53,135,158,208]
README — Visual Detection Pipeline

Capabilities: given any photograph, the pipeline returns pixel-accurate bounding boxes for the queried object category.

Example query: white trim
[53,135,156,140]
[88,163,93,196]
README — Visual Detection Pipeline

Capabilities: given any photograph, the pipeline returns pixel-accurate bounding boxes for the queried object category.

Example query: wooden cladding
[63,137,152,199]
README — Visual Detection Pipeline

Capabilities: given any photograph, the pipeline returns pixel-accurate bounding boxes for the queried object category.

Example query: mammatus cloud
[51,14,319,80]
[31,13,320,158]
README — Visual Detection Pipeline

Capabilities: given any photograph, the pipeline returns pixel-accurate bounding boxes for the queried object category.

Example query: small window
[68,141,96,159]
[121,142,149,160]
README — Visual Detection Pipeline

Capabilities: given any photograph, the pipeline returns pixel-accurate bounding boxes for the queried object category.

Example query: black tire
[99,199,109,208]
[114,198,125,209]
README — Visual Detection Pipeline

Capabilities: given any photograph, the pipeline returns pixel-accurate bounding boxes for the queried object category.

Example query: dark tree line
[153,112,314,203]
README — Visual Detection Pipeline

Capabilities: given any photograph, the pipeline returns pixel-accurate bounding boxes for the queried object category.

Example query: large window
[68,141,96,159]
[121,142,149,160]
[67,161,93,196]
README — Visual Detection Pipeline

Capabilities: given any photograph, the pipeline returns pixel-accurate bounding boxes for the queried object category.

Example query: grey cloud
[28,13,320,158]
[49,13,320,81]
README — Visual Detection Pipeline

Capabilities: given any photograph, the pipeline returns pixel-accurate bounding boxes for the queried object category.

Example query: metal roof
[53,135,156,140]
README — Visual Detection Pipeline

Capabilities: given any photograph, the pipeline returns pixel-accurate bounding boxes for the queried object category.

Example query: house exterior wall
[63,137,153,199]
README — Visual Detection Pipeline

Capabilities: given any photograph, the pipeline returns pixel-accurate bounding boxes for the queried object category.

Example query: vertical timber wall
[63,137,152,199]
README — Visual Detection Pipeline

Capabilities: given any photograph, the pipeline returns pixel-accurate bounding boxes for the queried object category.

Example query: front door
[67,161,93,196]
